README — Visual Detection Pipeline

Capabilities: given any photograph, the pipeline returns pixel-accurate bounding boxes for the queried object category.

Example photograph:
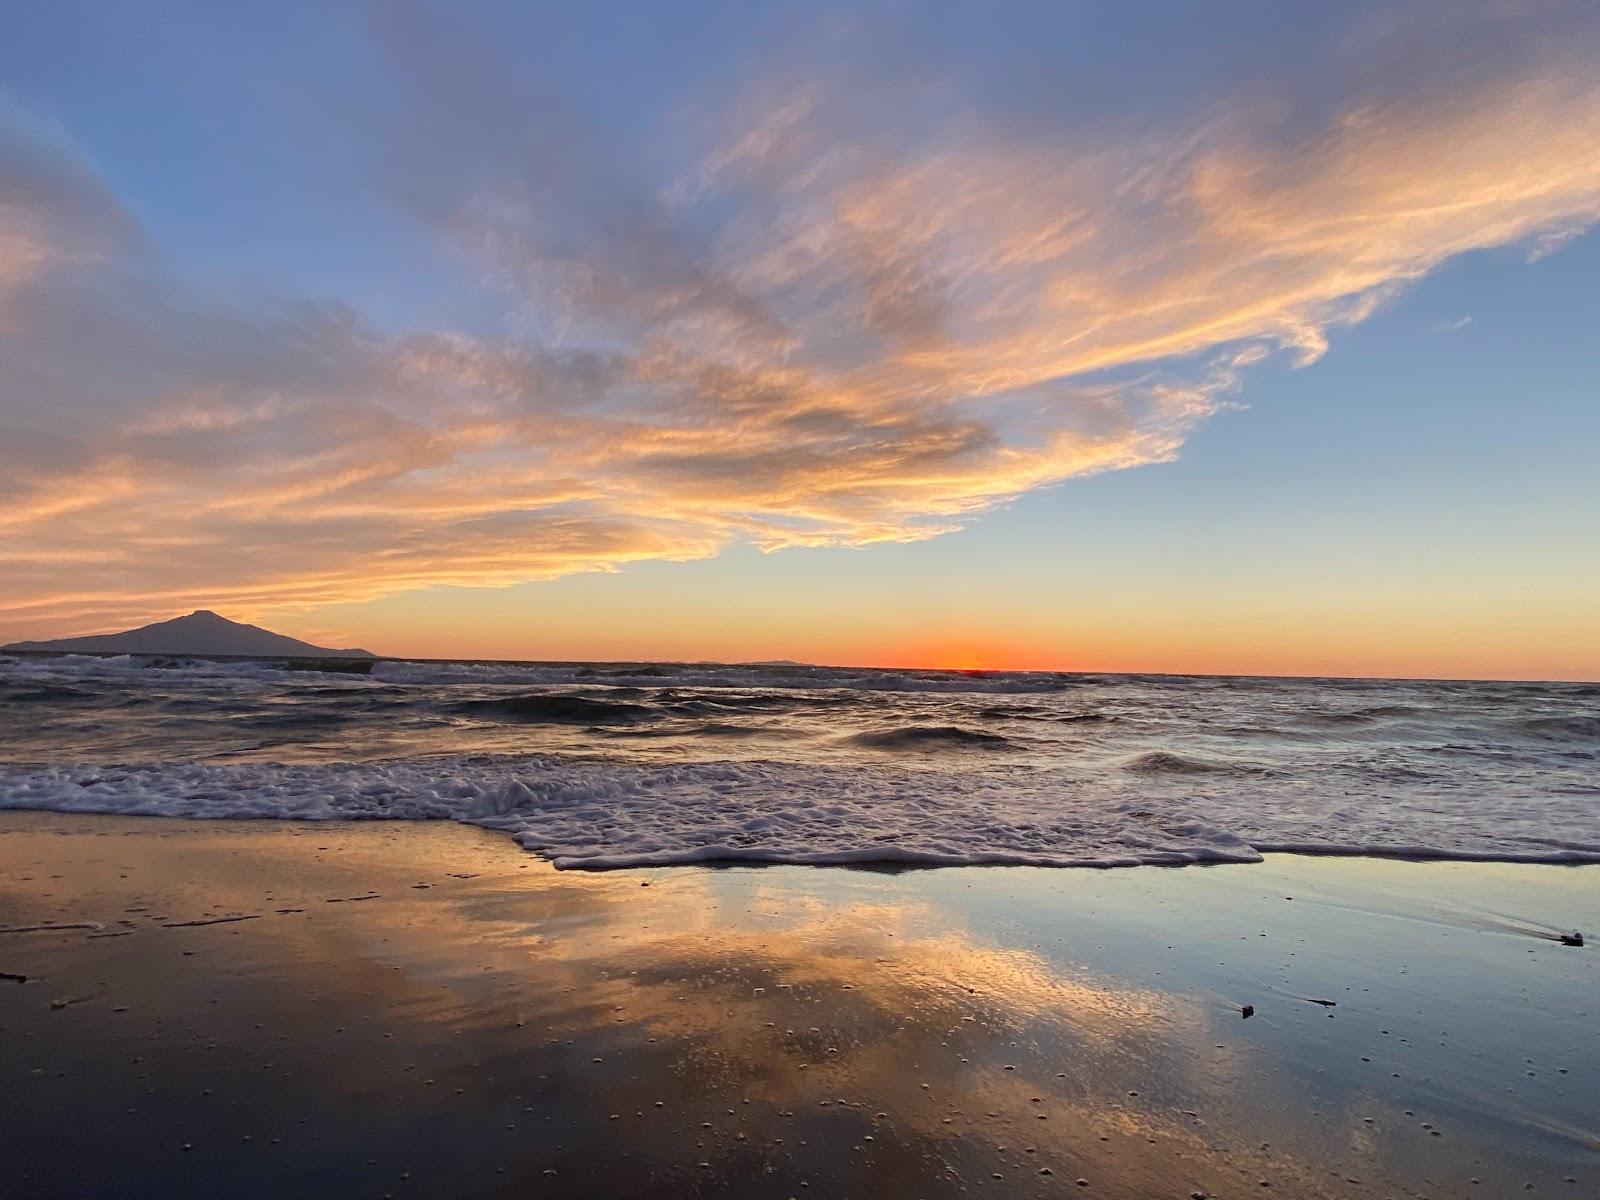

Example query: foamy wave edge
[4,758,1599,871]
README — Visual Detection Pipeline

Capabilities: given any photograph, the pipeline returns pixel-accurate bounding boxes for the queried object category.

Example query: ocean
[2,652,1597,869]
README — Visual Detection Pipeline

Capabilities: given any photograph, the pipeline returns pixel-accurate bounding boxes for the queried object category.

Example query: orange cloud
[2,13,1599,640]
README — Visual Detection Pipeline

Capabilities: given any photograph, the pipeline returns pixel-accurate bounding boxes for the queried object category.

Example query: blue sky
[2,1,1597,677]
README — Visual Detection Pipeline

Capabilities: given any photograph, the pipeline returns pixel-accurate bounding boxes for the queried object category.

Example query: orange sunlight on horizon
[262,584,1600,682]
[884,639,1055,674]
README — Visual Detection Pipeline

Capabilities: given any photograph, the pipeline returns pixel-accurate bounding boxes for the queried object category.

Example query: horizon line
[3,645,1594,689]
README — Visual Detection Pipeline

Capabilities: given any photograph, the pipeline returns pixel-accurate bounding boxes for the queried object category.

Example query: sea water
[2,653,1596,869]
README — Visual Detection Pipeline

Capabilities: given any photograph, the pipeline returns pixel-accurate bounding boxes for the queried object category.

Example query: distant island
[1,610,375,659]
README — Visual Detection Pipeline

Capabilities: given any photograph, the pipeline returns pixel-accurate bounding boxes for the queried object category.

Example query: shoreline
[3,811,1596,1197]
[9,800,1600,876]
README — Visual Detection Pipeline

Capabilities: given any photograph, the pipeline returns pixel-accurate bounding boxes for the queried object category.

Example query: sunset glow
[8,18,1600,1200]
[2,2,1598,680]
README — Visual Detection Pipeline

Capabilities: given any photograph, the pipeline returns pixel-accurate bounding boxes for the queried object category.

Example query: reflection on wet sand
[2,813,1597,1198]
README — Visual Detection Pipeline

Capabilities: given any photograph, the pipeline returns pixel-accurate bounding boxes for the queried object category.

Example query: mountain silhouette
[2,610,375,658]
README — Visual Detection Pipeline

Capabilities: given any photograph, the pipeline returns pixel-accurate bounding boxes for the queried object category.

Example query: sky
[1,0,1598,679]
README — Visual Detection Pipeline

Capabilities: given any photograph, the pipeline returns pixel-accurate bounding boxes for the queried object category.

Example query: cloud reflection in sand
[5,816,1595,1198]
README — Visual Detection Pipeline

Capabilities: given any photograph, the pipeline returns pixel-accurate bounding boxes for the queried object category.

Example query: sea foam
[4,756,1599,870]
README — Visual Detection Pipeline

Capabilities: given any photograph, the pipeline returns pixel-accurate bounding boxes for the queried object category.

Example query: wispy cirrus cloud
[2,2,1599,639]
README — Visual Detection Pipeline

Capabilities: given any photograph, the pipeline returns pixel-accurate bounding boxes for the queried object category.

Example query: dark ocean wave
[455,694,661,725]
[1123,750,1265,776]
[291,684,403,698]
[1507,715,1600,739]
[848,725,1015,752]
[1,684,98,704]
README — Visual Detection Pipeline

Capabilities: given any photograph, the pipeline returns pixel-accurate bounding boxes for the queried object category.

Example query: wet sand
[2,813,1596,1198]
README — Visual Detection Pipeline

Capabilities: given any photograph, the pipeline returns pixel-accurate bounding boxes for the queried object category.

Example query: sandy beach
[2,812,1595,1198]
[7,1,1600,1194]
